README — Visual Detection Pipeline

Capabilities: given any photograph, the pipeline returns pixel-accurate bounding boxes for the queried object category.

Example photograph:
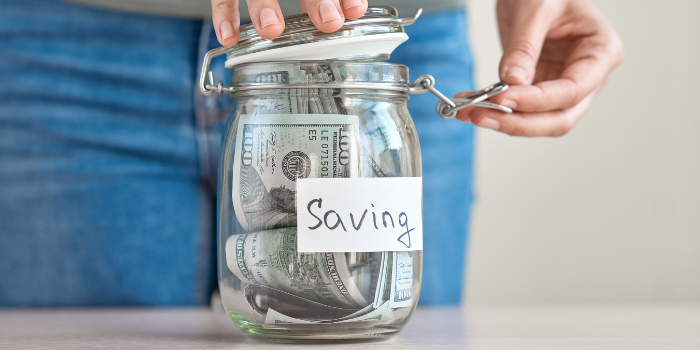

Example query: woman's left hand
[456,0,624,137]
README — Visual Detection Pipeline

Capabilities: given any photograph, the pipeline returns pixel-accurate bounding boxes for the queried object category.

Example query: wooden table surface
[1,305,699,349]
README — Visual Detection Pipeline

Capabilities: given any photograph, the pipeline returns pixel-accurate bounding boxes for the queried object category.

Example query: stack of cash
[224,62,415,326]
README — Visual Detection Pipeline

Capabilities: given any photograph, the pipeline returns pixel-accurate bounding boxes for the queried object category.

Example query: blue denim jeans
[0,0,475,306]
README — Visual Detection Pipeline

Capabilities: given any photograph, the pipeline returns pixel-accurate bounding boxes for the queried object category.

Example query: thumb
[498,6,551,85]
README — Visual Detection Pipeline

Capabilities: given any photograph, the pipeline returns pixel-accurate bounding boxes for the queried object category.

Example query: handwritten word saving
[306,198,413,249]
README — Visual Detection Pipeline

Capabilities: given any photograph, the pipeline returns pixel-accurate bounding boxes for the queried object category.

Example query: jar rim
[229,60,410,92]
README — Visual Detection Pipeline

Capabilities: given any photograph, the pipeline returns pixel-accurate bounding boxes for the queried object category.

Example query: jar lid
[224,7,421,67]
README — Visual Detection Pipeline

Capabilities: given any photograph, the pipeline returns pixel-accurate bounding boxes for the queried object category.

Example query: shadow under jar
[217,60,423,343]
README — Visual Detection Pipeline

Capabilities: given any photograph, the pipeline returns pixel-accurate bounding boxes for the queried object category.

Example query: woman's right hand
[211,0,368,47]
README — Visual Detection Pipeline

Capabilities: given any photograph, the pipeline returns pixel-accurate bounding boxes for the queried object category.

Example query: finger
[246,0,285,39]
[211,0,241,46]
[340,0,368,19]
[302,0,346,33]
[453,89,520,123]
[465,92,595,137]
[497,1,555,85]
[452,91,479,124]
[490,35,618,112]
[488,75,598,113]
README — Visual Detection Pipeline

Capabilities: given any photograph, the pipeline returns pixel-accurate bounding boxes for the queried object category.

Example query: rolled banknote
[235,62,356,115]
[389,251,414,308]
[254,251,413,326]
[225,227,370,309]
[371,251,414,310]
[263,301,393,327]
[373,252,389,308]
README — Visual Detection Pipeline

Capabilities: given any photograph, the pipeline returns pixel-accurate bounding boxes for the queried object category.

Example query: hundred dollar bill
[370,251,414,309]
[232,114,360,232]
[225,227,369,309]
[389,251,414,308]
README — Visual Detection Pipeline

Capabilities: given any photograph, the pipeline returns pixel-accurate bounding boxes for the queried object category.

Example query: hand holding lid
[211,0,370,47]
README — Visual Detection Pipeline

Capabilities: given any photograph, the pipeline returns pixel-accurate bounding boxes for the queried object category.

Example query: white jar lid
[225,32,408,67]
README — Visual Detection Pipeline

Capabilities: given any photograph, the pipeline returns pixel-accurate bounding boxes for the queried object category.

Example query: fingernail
[342,0,363,10]
[504,66,528,84]
[259,8,280,29]
[500,99,517,109]
[477,117,500,130]
[220,20,234,40]
[319,0,341,23]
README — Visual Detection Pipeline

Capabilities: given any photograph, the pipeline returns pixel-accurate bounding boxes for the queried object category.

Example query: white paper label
[296,177,423,252]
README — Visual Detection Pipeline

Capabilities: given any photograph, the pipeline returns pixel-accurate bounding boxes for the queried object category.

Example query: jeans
[0,0,475,306]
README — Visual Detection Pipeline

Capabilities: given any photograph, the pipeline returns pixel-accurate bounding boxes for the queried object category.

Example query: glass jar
[217,60,422,343]
[201,6,509,344]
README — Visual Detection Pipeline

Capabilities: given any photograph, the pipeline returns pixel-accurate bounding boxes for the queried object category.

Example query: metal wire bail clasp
[200,46,230,96]
[199,8,425,96]
[410,75,513,120]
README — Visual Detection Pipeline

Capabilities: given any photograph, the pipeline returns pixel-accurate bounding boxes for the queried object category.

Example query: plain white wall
[464,0,700,304]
